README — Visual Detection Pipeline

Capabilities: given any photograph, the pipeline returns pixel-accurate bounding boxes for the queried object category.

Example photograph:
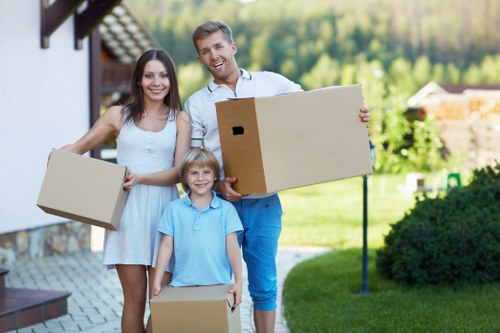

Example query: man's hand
[217,177,243,202]
[359,107,370,124]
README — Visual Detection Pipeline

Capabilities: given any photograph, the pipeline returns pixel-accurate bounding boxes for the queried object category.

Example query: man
[185,20,370,333]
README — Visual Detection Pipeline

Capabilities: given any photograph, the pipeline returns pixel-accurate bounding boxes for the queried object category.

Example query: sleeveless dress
[102,111,180,269]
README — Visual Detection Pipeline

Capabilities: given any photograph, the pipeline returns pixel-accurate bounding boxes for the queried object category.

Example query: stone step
[0,287,71,332]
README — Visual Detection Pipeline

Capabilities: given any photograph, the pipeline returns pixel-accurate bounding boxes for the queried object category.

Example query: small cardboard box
[37,149,129,230]
[150,285,241,333]
[215,84,373,194]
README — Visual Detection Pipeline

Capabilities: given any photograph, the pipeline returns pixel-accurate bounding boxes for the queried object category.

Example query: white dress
[103,111,179,269]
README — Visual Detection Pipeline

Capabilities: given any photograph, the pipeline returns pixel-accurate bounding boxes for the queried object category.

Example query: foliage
[376,162,500,286]
[125,0,500,173]
[126,0,500,82]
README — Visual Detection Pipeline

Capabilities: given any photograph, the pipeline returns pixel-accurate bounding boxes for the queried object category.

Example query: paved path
[5,246,330,333]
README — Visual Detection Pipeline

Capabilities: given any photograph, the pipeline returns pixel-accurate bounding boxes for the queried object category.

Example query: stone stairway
[0,268,71,332]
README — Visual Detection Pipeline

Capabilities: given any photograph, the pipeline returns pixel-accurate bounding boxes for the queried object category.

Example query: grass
[279,174,414,248]
[278,174,500,333]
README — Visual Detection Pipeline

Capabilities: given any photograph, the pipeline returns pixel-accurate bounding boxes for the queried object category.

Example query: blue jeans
[232,193,282,311]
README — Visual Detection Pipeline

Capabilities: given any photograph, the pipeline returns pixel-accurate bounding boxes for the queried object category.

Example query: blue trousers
[232,193,282,311]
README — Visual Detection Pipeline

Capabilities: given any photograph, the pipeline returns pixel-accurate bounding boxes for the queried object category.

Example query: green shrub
[376,162,500,286]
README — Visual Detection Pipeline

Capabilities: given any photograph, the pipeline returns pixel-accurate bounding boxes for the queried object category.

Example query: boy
[152,148,243,308]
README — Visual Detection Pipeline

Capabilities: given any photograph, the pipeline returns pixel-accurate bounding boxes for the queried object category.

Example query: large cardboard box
[215,84,373,194]
[37,149,129,230]
[150,285,241,333]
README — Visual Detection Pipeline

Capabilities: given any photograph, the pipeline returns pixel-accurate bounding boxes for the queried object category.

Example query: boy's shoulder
[168,195,189,208]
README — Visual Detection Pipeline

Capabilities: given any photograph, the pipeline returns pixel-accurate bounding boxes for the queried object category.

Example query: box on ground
[37,149,129,230]
[150,284,241,333]
[215,84,373,194]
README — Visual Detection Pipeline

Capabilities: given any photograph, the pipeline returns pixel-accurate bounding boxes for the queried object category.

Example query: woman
[59,49,191,333]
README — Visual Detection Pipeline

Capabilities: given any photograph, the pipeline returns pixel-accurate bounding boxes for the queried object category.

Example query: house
[0,1,161,330]
[408,82,500,171]
[0,1,159,263]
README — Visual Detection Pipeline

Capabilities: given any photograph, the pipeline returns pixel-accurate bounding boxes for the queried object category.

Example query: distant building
[0,2,159,263]
[408,82,500,171]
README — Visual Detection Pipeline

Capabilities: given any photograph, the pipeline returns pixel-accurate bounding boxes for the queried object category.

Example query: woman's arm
[60,106,122,155]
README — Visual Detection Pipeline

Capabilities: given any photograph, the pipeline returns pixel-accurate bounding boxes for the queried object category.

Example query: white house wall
[0,2,90,233]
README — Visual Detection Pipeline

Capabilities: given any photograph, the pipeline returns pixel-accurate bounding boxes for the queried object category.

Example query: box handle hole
[232,126,244,135]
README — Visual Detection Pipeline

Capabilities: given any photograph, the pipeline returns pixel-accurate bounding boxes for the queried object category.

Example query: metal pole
[361,174,369,295]
[361,140,375,295]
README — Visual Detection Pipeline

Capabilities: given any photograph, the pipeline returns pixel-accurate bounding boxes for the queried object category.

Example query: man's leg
[254,309,276,333]
[235,194,282,333]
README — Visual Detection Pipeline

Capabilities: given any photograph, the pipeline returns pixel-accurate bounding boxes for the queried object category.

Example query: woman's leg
[145,266,172,333]
[116,265,148,333]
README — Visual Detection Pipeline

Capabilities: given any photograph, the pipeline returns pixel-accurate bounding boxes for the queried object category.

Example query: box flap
[256,84,372,192]
[216,98,267,194]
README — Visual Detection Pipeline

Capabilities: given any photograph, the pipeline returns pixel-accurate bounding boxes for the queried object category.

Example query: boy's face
[186,165,216,197]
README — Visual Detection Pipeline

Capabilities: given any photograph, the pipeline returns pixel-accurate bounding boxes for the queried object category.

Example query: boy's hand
[228,282,243,309]
[152,284,162,297]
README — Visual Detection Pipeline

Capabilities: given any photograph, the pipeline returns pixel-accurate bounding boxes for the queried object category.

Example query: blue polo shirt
[157,191,243,286]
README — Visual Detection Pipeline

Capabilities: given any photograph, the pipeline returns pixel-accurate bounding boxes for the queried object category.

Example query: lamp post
[361,140,375,295]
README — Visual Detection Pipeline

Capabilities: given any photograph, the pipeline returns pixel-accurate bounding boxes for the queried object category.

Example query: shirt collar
[207,68,253,93]
[183,190,221,209]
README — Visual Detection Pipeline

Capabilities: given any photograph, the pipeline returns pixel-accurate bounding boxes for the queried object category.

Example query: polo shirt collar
[183,190,221,209]
[207,68,252,93]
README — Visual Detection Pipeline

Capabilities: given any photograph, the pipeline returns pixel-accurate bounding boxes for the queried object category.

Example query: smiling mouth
[213,61,223,69]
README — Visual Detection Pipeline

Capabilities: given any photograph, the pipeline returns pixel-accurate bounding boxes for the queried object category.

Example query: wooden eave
[40,0,121,49]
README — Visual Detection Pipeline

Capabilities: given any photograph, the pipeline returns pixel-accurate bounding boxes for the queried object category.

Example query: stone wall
[0,222,90,264]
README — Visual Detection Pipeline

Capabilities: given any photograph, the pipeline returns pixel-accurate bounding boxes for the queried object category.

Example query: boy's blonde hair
[180,148,220,192]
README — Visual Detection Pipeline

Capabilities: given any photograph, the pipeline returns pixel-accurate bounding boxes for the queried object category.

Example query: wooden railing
[101,62,134,93]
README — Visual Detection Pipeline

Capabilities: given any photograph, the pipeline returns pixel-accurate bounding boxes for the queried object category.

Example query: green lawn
[278,174,500,333]
[279,174,414,248]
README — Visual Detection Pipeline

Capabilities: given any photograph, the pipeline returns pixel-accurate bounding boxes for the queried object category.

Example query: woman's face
[140,59,170,103]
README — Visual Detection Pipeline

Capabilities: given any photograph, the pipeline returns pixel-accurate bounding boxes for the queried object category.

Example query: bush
[376,162,500,286]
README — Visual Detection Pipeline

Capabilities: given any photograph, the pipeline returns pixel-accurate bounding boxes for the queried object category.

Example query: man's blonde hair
[192,20,234,53]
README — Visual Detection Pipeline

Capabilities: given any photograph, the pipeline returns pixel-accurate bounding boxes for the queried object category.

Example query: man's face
[196,30,238,83]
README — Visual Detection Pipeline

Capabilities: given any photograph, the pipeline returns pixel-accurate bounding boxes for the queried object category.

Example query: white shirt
[185,69,302,198]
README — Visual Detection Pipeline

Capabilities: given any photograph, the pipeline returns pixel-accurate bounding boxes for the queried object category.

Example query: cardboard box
[150,284,241,333]
[215,84,373,194]
[37,149,129,230]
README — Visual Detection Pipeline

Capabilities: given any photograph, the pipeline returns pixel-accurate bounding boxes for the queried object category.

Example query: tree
[300,54,340,90]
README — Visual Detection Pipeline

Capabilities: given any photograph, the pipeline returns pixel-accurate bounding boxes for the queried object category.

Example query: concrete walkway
[5,246,330,333]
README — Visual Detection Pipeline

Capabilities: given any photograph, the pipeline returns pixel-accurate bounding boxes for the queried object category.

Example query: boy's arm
[226,232,243,307]
[152,235,174,297]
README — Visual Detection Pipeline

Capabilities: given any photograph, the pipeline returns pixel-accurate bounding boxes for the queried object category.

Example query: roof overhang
[40,0,121,49]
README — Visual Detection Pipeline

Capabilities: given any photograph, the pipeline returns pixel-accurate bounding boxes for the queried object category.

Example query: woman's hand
[123,173,141,191]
